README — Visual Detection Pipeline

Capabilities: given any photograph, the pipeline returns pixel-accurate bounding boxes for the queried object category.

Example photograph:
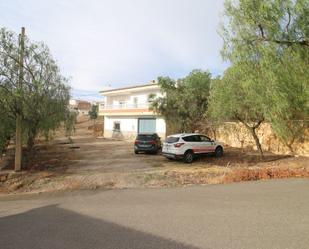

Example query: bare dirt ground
[0,116,308,195]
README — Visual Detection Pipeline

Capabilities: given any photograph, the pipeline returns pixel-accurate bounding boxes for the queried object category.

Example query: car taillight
[149,140,156,144]
[174,143,185,148]
[134,140,140,145]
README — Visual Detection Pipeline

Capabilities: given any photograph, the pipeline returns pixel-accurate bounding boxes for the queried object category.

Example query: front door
[198,135,215,153]
[138,118,156,133]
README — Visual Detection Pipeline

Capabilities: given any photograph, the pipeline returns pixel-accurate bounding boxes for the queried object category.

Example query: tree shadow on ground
[194,147,292,167]
[1,143,78,172]
[0,205,201,249]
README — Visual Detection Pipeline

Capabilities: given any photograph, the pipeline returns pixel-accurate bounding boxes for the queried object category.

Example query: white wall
[156,118,166,134]
[105,89,161,107]
[104,116,166,137]
[104,116,138,132]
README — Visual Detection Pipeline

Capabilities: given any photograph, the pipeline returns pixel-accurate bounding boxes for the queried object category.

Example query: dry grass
[143,163,309,187]
[223,166,309,183]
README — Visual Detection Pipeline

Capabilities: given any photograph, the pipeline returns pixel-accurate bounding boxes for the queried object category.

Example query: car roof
[167,133,202,138]
[137,133,158,135]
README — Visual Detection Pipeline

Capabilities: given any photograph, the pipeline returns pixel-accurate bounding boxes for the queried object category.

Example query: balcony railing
[100,102,150,110]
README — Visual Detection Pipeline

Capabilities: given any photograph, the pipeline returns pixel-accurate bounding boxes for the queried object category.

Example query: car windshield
[165,136,179,143]
[137,134,155,141]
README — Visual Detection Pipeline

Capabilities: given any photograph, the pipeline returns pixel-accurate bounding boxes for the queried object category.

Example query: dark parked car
[134,133,162,154]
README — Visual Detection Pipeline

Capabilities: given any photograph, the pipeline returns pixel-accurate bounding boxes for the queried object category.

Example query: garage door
[138,118,156,133]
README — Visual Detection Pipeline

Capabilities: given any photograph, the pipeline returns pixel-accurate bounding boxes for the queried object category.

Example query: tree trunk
[238,118,264,159]
[211,126,217,140]
[287,143,294,154]
[93,118,96,136]
[15,114,22,171]
[27,136,35,152]
[26,126,38,169]
[249,127,264,159]
[27,124,38,156]
[285,137,295,155]
[27,125,37,151]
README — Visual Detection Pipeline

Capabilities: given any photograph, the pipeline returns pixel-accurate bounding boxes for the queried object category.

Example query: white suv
[162,133,223,163]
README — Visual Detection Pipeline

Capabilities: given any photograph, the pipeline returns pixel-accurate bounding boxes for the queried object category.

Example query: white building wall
[101,86,165,140]
[104,89,161,107]
[156,118,166,134]
[104,115,166,140]
[104,116,137,132]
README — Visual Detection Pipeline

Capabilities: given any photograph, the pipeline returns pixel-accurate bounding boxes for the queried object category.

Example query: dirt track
[0,116,308,194]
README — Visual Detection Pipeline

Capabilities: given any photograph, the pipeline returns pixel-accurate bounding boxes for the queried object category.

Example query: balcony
[101,102,149,110]
[99,102,154,116]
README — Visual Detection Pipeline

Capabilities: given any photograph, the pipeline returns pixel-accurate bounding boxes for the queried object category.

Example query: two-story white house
[99,82,166,140]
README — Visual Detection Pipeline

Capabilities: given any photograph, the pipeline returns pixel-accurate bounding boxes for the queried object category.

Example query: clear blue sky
[0,0,228,100]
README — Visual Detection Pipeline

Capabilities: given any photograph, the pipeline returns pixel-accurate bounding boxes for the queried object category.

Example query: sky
[0,0,228,100]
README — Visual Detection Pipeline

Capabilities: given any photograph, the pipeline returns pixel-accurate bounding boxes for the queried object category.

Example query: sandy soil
[0,116,308,195]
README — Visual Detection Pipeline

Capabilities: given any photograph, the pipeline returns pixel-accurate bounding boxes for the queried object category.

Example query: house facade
[69,99,92,115]
[99,82,166,140]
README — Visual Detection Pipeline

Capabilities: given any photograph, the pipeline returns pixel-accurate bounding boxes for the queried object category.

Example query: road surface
[0,179,308,249]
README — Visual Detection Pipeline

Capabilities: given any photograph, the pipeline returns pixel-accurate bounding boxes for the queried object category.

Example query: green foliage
[150,69,211,133]
[208,63,265,157]
[219,0,309,153]
[64,111,77,139]
[88,105,98,121]
[261,48,309,151]
[0,110,14,156]
[209,63,264,124]
[0,27,73,152]
[221,0,309,62]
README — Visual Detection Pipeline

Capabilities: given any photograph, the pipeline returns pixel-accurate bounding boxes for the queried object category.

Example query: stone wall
[213,122,308,156]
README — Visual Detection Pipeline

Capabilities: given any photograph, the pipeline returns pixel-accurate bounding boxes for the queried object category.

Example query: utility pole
[15,27,25,172]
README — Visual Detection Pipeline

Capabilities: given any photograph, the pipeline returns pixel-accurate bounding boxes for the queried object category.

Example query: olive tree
[208,63,266,157]
[0,27,73,162]
[220,0,309,153]
[150,70,211,133]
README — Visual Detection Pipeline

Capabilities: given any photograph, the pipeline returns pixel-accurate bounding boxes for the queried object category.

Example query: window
[137,134,156,141]
[182,135,200,142]
[165,136,180,143]
[182,136,192,142]
[113,121,120,131]
[200,135,211,142]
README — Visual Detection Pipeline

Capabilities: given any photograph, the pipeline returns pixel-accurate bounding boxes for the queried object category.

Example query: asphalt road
[0,179,308,249]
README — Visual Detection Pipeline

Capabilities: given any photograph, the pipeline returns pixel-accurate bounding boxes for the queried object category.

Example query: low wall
[213,122,308,156]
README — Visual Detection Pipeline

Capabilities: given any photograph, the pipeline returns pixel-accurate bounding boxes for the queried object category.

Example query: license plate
[139,144,150,148]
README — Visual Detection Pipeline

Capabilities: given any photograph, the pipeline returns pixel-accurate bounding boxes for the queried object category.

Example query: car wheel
[184,151,194,163]
[134,150,139,154]
[215,146,223,157]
